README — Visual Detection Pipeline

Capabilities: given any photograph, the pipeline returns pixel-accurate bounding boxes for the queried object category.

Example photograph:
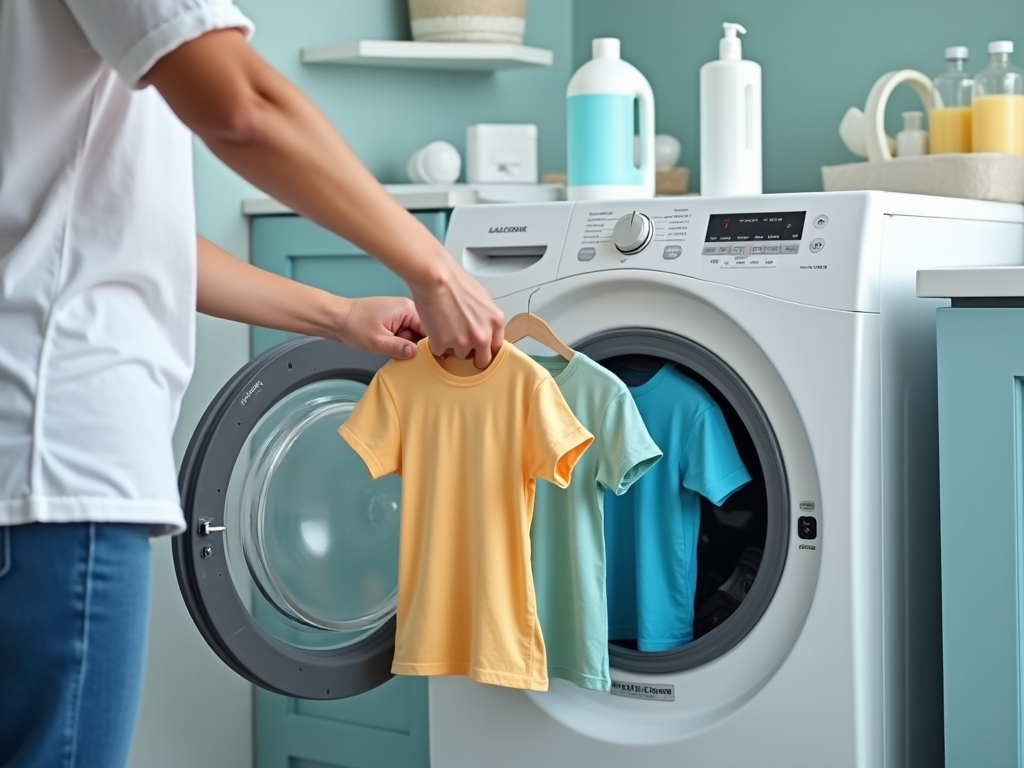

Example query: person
[0,1,505,766]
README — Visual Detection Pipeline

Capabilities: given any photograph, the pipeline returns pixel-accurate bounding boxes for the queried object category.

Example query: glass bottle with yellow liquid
[972,40,1024,155]
[930,46,973,154]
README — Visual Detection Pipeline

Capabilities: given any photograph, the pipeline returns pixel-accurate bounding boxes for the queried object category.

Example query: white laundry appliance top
[447,190,1024,314]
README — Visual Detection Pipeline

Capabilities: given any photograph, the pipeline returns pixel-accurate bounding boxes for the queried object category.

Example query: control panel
[567,204,694,274]
[448,193,878,311]
[551,195,874,310]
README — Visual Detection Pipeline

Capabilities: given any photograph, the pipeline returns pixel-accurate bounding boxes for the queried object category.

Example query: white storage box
[466,123,538,184]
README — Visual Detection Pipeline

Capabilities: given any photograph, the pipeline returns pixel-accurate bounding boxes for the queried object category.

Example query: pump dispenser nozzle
[720,22,747,60]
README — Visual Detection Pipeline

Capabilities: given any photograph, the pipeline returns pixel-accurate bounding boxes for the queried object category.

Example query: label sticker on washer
[240,380,264,406]
[610,681,675,702]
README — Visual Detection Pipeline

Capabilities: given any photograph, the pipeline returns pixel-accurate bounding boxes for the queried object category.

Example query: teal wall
[573,0,1024,193]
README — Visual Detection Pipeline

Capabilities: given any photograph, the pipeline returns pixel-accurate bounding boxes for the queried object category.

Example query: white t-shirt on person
[0,0,253,535]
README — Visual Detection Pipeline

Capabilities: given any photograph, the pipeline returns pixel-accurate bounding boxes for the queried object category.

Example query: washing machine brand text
[488,226,527,234]
[799,544,817,551]
[610,681,675,702]
[240,381,264,406]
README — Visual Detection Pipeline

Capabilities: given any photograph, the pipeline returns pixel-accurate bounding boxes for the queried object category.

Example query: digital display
[705,211,806,242]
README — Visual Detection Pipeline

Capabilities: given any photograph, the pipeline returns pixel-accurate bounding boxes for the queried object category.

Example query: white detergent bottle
[700,23,762,196]
[567,38,655,200]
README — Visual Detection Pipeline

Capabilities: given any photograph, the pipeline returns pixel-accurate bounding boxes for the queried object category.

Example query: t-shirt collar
[419,338,512,387]
[621,362,672,396]
[531,352,582,386]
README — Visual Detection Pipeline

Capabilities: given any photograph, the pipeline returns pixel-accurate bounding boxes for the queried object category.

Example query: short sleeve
[525,378,594,489]
[681,406,751,506]
[62,0,254,88]
[338,374,402,480]
[596,392,663,496]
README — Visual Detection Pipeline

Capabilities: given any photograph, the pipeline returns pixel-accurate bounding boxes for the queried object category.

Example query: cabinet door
[936,307,1024,768]
[251,212,447,356]
[249,213,446,768]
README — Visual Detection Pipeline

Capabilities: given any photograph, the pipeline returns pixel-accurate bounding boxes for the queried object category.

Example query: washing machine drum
[575,329,788,673]
[174,338,400,700]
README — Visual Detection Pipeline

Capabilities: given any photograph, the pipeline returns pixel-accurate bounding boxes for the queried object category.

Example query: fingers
[409,263,507,368]
[376,335,417,360]
[405,307,426,338]
[490,320,504,356]
[395,327,422,343]
[472,344,493,370]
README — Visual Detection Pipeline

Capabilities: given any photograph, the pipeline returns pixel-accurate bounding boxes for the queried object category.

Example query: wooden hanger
[504,312,575,361]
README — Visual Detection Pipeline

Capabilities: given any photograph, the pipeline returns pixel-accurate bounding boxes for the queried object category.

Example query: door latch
[198,519,226,536]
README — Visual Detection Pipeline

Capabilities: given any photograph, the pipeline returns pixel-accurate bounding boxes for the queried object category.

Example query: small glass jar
[930,46,973,154]
[972,41,1024,155]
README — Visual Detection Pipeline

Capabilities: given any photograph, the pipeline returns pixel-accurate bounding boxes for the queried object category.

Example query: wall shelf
[300,40,553,72]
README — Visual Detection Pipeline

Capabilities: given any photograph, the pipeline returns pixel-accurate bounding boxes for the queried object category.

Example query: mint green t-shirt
[530,353,663,691]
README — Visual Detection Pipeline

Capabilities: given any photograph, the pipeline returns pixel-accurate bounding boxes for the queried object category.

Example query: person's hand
[335,297,425,359]
[411,260,505,369]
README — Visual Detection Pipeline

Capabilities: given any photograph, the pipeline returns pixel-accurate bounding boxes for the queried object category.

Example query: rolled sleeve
[63,0,255,89]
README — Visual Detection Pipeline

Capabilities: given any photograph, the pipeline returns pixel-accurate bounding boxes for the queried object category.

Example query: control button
[798,516,817,540]
[765,245,781,254]
[612,212,654,255]
[577,247,596,262]
[810,238,825,253]
[717,245,732,255]
[814,214,829,229]
[783,244,800,254]
[750,245,764,254]
[731,245,746,255]
[663,245,682,260]
[702,245,718,255]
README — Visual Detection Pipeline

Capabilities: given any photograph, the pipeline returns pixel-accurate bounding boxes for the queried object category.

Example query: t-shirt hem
[637,636,693,652]
[118,5,256,89]
[338,424,387,479]
[547,425,594,489]
[392,661,548,692]
[0,497,185,537]
[548,665,611,692]
[704,465,753,507]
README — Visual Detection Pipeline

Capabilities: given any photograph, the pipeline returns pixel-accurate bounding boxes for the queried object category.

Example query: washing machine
[173,191,1023,768]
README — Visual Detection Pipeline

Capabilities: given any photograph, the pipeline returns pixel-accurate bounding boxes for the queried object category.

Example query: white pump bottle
[700,23,762,196]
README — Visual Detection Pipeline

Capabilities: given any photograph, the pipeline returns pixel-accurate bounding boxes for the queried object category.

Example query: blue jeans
[0,523,151,768]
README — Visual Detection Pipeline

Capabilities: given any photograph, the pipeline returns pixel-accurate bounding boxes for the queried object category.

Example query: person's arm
[197,236,423,359]
[147,29,503,367]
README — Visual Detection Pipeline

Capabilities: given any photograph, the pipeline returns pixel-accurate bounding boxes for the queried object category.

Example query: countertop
[917,267,1024,299]
[242,183,566,215]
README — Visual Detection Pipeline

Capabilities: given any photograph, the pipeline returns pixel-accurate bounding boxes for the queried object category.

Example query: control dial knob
[612,212,654,255]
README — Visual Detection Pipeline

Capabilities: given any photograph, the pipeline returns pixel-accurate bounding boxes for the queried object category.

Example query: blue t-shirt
[604,365,751,651]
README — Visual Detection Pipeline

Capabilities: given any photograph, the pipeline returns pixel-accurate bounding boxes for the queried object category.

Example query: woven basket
[409,0,528,44]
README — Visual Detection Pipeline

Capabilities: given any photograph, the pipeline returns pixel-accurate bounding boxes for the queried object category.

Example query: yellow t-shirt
[339,339,593,691]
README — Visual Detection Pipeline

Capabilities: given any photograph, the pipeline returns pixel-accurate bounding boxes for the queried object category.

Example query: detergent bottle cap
[592,38,621,59]
[720,22,747,61]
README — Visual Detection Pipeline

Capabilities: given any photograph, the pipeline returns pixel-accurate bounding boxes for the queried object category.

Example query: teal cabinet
[936,307,1024,768]
[250,212,446,768]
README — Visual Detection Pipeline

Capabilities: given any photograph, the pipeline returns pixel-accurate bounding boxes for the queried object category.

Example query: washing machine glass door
[174,337,399,700]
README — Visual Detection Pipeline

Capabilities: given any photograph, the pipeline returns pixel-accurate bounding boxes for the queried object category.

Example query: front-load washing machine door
[174,337,399,700]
